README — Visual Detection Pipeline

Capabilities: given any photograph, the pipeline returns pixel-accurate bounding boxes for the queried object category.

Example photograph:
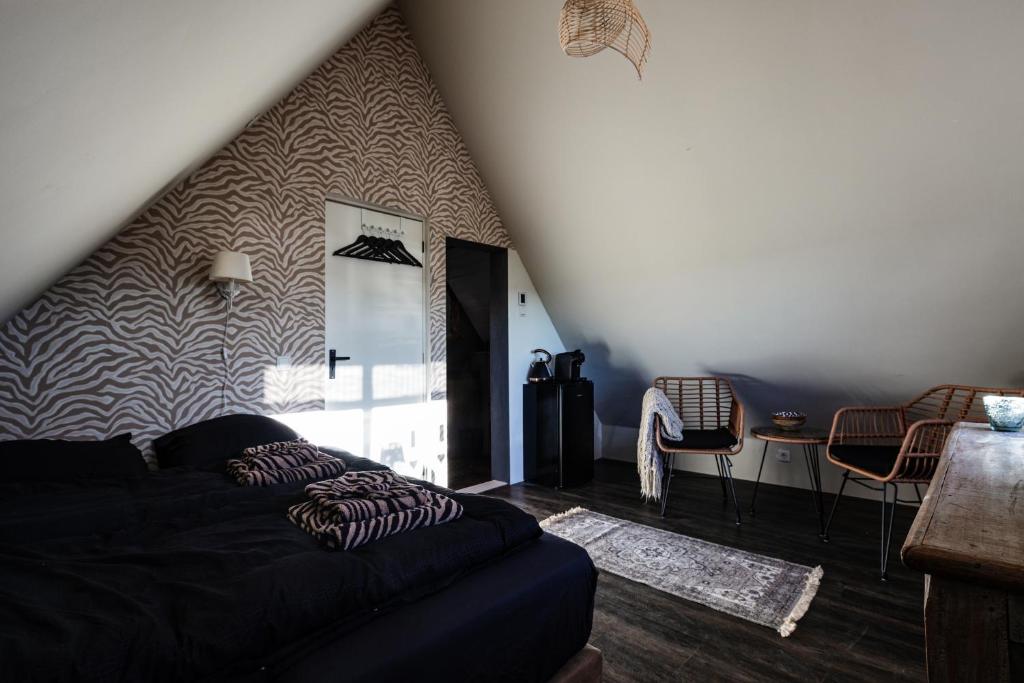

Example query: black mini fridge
[523,380,594,488]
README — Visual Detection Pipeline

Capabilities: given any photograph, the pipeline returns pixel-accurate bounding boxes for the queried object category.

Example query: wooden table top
[750,425,829,444]
[901,422,1024,592]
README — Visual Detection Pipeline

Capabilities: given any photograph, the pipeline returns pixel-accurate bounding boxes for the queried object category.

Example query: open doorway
[445,238,509,491]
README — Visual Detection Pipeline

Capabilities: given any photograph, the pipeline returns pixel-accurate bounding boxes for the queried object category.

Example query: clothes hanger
[331,211,423,267]
[389,218,423,267]
[391,238,423,267]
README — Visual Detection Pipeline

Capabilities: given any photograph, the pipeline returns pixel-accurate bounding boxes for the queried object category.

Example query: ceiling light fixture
[558,0,651,79]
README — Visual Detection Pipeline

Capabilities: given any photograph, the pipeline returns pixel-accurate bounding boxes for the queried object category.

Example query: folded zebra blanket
[238,438,320,472]
[304,473,430,523]
[288,483,463,550]
[305,470,404,498]
[226,439,346,486]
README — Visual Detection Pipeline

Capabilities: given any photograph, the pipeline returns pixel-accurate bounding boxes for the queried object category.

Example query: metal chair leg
[880,482,897,581]
[659,453,675,517]
[715,456,728,502]
[720,455,742,526]
[822,470,849,543]
[749,441,769,515]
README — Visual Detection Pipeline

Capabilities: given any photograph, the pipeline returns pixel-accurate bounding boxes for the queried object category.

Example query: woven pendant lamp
[558,0,651,79]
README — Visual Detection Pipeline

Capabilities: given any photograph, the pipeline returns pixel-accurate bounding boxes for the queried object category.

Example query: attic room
[0,0,1021,681]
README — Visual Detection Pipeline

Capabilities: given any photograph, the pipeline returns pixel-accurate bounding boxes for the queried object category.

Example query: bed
[0,420,597,682]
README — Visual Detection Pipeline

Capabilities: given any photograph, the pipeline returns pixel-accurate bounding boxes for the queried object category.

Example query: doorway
[323,198,435,481]
[445,238,509,490]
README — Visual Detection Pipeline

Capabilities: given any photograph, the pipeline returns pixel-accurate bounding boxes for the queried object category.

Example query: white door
[321,200,437,481]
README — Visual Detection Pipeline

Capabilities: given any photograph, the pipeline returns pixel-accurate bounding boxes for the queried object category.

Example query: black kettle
[527,348,553,383]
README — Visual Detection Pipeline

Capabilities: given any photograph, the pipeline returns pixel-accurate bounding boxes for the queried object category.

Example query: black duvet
[0,451,541,682]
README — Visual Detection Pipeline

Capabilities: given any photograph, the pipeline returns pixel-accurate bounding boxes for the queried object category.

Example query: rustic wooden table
[901,422,1024,683]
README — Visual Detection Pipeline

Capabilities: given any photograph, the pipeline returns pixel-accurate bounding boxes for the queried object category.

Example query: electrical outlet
[776,449,791,463]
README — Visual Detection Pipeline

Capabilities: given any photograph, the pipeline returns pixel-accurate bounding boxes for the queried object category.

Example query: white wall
[402,0,1024,500]
[507,249,602,484]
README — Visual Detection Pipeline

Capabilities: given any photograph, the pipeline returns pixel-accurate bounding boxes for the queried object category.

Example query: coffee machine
[554,349,586,383]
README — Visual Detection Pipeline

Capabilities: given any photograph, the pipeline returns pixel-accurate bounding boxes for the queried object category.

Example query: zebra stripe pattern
[227,452,347,487]
[308,489,430,525]
[305,474,430,523]
[238,438,320,471]
[288,489,463,551]
[305,470,401,498]
[0,6,511,457]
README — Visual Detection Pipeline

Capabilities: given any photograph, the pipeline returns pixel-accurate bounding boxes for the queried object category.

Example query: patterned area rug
[542,508,822,637]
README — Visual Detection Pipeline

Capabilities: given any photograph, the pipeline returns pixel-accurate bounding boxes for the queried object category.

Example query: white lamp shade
[209,251,252,283]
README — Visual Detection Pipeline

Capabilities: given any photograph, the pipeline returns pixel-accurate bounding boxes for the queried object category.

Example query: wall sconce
[208,251,252,302]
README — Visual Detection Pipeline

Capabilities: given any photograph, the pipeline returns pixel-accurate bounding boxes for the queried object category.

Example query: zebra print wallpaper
[0,6,511,456]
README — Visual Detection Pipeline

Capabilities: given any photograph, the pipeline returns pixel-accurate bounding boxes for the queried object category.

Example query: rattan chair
[822,384,1024,580]
[653,376,745,523]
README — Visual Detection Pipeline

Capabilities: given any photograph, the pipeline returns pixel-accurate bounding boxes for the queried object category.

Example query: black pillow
[0,433,148,483]
[153,414,300,469]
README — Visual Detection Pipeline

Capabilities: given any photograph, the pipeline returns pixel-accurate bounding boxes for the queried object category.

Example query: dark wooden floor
[489,460,927,683]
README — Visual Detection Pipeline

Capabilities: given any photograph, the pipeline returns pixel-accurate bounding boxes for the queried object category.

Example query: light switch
[276,355,292,369]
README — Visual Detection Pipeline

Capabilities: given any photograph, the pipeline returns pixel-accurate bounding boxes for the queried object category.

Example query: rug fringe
[777,565,823,638]
[539,506,588,528]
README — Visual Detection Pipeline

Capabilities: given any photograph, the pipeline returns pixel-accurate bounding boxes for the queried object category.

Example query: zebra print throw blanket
[288,471,463,550]
[304,472,431,523]
[226,439,347,486]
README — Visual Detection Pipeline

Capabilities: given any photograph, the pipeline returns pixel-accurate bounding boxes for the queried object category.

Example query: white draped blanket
[637,387,684,500]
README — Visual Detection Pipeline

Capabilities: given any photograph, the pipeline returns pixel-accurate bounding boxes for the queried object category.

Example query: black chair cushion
[660,427,738,451]
[829,444,901,477]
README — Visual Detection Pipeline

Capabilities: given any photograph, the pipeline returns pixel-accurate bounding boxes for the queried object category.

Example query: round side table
[749,425,829,536]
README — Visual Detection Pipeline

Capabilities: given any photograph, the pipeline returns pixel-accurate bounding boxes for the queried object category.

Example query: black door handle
[328,349,350,379]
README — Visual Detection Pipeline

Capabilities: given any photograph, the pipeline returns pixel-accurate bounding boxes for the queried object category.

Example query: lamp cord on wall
[221,294,232,413]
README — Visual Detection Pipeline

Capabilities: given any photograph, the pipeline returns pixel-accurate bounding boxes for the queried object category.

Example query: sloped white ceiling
[0,0,388,323]
[401,0,1024,431]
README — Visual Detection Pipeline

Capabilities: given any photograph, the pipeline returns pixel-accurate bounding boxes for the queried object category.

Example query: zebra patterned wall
[0,6,511,456]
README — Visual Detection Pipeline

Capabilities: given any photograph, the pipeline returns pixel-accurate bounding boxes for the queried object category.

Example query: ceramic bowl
[982,395,1024,432]
[772,410,807,431]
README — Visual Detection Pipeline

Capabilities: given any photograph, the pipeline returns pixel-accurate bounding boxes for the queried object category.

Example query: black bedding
[275,533,597,683]
[0,451,572,682]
